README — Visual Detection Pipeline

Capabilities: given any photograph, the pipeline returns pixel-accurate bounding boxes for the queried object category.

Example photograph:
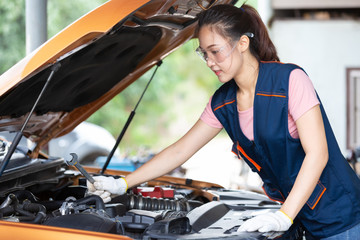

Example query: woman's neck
[235,56,259,95]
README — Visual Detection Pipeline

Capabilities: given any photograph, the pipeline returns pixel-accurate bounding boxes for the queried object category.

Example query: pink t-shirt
[200,69,320,140]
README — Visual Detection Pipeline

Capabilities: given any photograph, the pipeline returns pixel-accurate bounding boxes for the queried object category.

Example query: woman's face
[197,25,242,83]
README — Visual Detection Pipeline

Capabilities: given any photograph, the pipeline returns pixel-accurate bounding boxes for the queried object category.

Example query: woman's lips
[214,70,222,76]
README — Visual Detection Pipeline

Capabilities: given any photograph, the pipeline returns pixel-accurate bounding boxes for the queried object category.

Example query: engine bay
[0,150,304,240]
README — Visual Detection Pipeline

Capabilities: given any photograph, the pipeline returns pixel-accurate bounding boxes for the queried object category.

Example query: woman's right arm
[125,119,222,188]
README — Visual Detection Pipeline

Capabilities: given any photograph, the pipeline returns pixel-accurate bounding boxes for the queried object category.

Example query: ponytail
[196,4,279,62]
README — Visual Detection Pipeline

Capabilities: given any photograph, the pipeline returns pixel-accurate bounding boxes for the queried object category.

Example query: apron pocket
[306,181,326,210]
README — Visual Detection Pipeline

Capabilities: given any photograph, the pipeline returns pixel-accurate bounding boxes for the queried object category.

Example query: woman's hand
[87,176,128,202]
[237,210,293,232]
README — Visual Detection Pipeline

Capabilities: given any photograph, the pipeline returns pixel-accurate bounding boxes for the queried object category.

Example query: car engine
[0,147,304,239]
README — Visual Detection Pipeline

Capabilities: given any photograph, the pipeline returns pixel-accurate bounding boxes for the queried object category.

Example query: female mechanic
[88,4,360,239]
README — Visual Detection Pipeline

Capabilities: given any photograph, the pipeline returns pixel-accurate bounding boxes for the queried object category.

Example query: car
[0,0,304,239]
[48,121,121,166]
[1,121,121,166]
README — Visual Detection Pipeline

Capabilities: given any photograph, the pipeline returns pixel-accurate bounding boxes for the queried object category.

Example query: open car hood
[0,0,235,157]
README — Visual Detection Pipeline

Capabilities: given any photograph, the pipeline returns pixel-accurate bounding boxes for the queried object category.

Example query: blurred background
[0,0,359,191]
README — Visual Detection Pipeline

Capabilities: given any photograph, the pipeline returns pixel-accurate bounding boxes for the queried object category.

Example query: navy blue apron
[211,61,360,238]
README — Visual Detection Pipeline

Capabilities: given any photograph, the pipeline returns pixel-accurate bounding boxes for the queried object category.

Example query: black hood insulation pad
[0,26,162,117]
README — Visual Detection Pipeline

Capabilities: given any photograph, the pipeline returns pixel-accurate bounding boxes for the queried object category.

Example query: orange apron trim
[256,93,286,98]
[237,144,261,171]
[213,100,235,111]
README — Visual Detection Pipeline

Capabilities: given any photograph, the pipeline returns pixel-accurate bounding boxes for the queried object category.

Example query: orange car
[0,0,303,239]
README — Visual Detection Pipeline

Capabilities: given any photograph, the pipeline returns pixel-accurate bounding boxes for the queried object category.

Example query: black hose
[12,190,38,203]
[0,205,15,216]
[6,194,46,223]
[1,192,105,223]
[14,204,35,217]
[4,195,37,222]
[76,195,105,210]
[22,202,46,224]
[112,194,203,211]
[38,196,105,212]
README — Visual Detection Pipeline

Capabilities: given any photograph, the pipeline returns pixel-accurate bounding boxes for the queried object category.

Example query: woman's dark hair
[196,4,279,62]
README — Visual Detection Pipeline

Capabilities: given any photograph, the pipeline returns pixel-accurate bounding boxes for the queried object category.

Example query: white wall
[271,19,360,153]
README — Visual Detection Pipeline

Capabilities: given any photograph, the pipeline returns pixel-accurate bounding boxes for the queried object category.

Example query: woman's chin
[217,76,232,83]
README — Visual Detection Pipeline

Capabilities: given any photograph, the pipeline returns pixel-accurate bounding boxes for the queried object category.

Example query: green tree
[47,0,107,38]
[0,0,107,75]
[0,0,26,74]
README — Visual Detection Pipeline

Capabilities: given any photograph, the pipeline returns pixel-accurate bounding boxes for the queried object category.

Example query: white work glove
[87,176,128,203]
[92,176,128,195]
[237,210,293,233]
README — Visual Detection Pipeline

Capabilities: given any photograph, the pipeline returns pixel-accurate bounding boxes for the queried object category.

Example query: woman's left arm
[238,104,328,233]
[280,104,328,220]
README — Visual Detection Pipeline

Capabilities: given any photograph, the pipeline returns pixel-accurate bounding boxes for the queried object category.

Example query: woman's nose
[206,57,215,67]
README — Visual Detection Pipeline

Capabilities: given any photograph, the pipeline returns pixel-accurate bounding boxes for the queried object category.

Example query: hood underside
[0,26,162,117]
[0,0,236,156]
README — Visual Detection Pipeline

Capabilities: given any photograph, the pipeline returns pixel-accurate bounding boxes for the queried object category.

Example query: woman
[88,4,360,239]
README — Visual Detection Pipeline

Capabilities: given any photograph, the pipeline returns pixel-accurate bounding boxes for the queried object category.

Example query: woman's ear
[238,34,250,52]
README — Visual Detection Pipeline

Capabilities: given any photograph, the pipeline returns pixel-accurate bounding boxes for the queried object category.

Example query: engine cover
[44,212,117,233]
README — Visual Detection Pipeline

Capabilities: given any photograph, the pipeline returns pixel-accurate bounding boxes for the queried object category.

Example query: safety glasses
[196,32,254,63]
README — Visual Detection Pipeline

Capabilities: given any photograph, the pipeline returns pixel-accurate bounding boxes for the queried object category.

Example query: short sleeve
[288,69,320,122]
[200,96,223,128]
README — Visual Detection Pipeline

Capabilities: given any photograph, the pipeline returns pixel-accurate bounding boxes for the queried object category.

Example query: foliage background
[0,0,256,155]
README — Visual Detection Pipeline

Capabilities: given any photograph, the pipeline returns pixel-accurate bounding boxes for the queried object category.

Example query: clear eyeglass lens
[214,45,232,62]
[196,43,235,63]
[196,47,208,62]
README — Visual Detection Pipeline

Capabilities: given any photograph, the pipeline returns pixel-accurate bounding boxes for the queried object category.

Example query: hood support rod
[0,62,61,177]
[101,61,162,175]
